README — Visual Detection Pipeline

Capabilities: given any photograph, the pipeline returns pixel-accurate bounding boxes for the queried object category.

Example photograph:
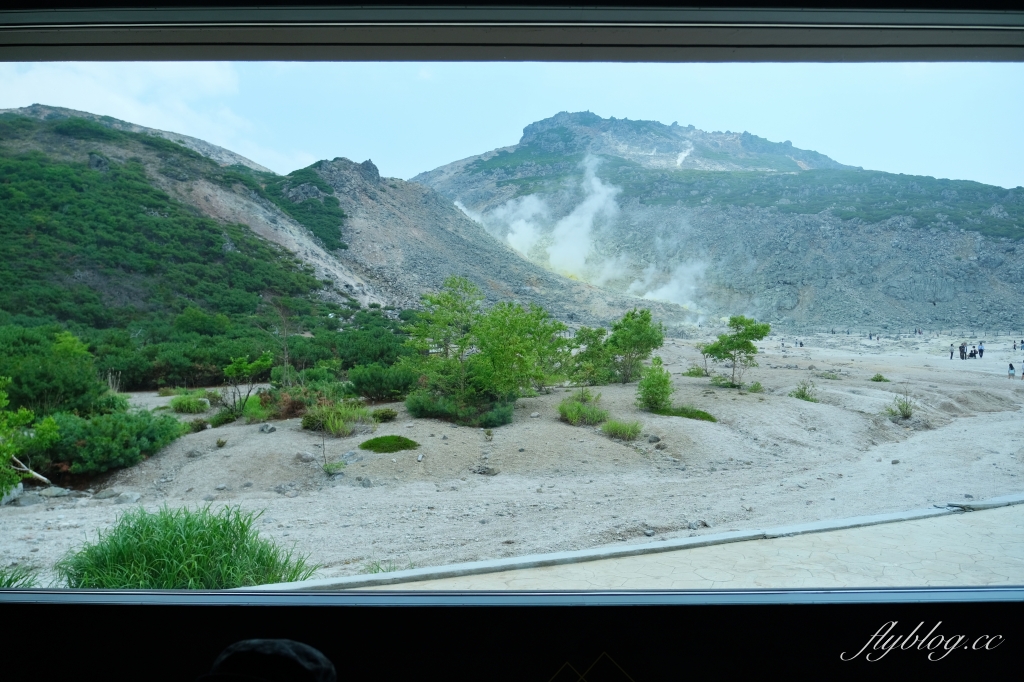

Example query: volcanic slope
[413,111,1024,332]
[0,105,686,327]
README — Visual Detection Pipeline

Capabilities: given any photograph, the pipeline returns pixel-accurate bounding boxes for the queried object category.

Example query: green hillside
[0,114,404,390]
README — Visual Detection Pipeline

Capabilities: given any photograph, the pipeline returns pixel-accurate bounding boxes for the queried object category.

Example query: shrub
[47,410,184,474]
[885,384,915,420]
[747,382,764,393]
[188,418,209,433]
[203,390,224,407]
[557,396,608,426]
[710,375,741,389]
[170,394,208,414]
[653,405,717,422]
[348,363,417,402]
[53,506,318,589]
[323,461,346,475]
[636,356,675,411]
[301,402,373,437]
[372,408,398,423]
[818,371,841,380]
[359,435,419,453]
[216,438,227,448]
[870,373,890,382]
[478,404,514,428]
[93,392,130,415]
[682,365,707,378]
[789,380,818,403]
[157,387,179,397]
[0,564,38,588]
[404,390,512,427]
[242,394,273,423]
[601,420,642,440]
[209,409,239,428]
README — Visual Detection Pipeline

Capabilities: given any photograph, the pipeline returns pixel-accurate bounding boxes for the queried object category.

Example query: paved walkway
[363,504,1024,590]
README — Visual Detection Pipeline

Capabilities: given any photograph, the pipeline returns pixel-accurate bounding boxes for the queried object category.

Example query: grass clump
[870,373,890,382]
[0,564,39,588]
[747,382,764,393]
[188,418,210,433]
[301,401,374,437]
[372,408,398,423]
[682,365,707,378]
[53,506,319,589]
[710,375,741,389]
[359,435,419,453]
[885,383,915,420]
[789,380,818,403]
[170,394,208,414]
[216,438,227,448]
[363,558,414,574]
[653,405,717,422]
[818,371,841,380]
[323,461,346,475]
[557,391,609,426]
[209,408,239,428]
[601,420,642,441]
[242,394,274,424]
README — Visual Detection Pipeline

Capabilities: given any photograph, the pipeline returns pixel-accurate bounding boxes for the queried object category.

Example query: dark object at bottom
[198,639,336,682]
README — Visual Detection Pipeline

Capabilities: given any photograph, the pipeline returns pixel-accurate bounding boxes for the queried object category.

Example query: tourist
[950,343,955,360]
[978,341,985,359]
[1011,363,1016,380]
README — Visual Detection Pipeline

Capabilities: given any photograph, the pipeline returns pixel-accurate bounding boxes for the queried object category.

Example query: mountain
[0,105,687,332]
[413,111,1024,331]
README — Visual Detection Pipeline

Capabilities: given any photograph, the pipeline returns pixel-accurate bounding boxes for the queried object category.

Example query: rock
[648,435,661,443]
[215,484,227,491]
[361,477,373,488]
[807,364,816,370]
[417,454,424,462]
[285,491,299,498]
[202,494,217,502]
[530,412,540,418]
[93,489,120,500]
[964,494,973,499]
[1,482,24,506]
[15,493,44,507]
[891,459,900,464]
[472,465,499,476]
[687,520,710,530]
[295,452,317,463]
[186,449,203,458]
[258,424,277,433]
[655,442,667,450]
[70,490,92,498]
[644,529,655,537]
[518,448,525,452]
[442,435,448,440]
[40,486,70,498]
[405,424,414,428]
[114,492,142,504]
[243,482,253,488]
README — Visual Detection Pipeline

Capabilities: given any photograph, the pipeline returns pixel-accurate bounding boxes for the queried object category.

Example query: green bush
[819,371,841,380]
[870,373,890,382]
[53,506,318,589]
[636,356,674,411]
[359,435,419,453]
[557,395,609,426]
[789,380,818,403]
[348,363,417,401]
[0,327,108,416]
[601,420,642,441]
[747,382,764,393]
[301,402,373,436]
[372,408,398,423]
[477,403,514,428]
[404,390,512,427]
[47,410,183,474]
[241,394,273,423]
[170,394,208,414]
[209,408,239,428]
[653,405,717,422]
[682,365,707,377]
[0,564,38,588]
[885,384,915,420]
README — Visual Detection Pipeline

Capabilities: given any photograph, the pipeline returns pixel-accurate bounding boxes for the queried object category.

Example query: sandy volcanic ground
[3,331,1023,587]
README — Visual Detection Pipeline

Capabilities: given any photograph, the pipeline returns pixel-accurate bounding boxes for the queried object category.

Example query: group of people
[952,342,984,360]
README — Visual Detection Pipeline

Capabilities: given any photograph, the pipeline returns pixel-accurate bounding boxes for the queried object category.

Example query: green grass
[870,373,890,382]
[601,420,642,441]
[371,408,398,423]
[746,382,764,393]
[557,394,609,426]
[301,402,374,436]
[363,558,415,574]
[653,405,717,422]
[170,394,208,414]
[52,505,319,589]
[818,371,841,380]
[710,375,741,389]
[789,380,818,403]
[323,461,346,474]
[681,365,707,377]
[0,564,39,588]
[209,408,239,428]
[242,394,273,423]
[359,435,419,453]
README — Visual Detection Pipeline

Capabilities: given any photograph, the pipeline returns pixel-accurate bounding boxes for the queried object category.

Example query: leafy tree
[636,356,675,411]
[606,309,665,383]
[568,326,615,387]
[701,315,772,386]
[223,351,274,414]
[473,302,569,397]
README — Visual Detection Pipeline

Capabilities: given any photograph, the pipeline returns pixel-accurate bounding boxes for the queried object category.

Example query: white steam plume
[546,156,619,276]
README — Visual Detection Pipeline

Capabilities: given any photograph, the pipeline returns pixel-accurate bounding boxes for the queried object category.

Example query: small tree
[636,356,675,411]
[606,309,665,383]
[474,302,569,398]
[223,352,274,415]
[702,316,771,386]
[1,377,56,497]
[568,326,615,388]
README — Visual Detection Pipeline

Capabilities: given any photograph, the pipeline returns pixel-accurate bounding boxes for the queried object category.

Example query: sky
[1,61,1022,188]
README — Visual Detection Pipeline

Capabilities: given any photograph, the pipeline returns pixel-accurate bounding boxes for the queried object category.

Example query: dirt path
[3,332,1022,586]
